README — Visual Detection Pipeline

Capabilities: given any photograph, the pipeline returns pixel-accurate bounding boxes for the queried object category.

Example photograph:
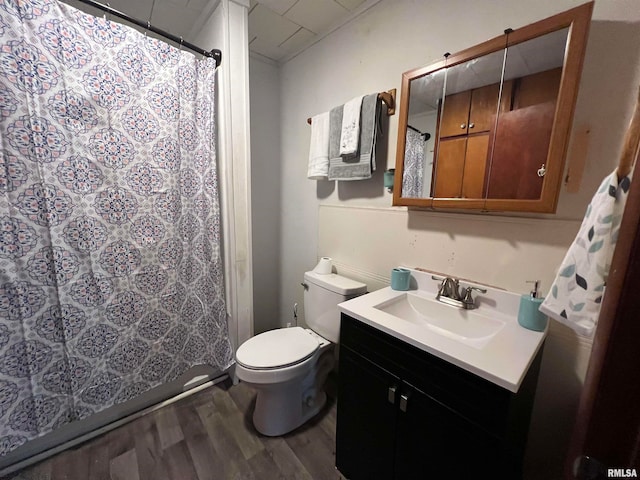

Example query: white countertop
[337,269,547,393]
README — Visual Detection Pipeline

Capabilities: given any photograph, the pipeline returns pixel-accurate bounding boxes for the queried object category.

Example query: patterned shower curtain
[0,0,233,457]
[401,128,425,198]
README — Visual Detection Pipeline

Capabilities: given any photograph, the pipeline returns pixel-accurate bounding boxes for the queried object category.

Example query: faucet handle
[462,285,487,308]
[432,275,447,296]
[465,285,487,294]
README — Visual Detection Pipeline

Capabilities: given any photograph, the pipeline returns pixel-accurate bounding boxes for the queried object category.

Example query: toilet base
[253,385,327,436]
[248,347,334,436]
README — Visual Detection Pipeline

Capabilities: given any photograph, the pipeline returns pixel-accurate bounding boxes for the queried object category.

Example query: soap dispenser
[517,280,548,332]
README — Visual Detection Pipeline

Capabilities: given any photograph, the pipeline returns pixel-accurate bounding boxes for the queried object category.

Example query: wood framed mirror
[392,2,593,213]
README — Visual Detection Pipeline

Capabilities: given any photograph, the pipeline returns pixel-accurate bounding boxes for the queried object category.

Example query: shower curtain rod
[72,0,222,66]
[407,124,431,141]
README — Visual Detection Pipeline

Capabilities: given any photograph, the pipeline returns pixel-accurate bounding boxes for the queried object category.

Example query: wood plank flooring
[8,377,346,480]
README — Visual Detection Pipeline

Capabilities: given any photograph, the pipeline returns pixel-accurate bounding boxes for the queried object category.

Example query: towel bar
[306,89,396,125]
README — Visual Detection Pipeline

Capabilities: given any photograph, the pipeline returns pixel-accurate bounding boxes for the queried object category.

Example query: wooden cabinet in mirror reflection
[434,68,561,200]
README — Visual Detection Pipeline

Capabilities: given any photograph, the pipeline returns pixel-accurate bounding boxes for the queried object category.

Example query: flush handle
[400,393,409,413]
[388,385,397,404]
[300,282,308,290]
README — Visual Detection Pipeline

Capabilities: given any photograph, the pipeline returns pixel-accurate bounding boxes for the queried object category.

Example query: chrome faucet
[440,277,461,300]
[432,275,487,309]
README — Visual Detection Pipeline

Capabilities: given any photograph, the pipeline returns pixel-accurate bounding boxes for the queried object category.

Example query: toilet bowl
[235,271,367,436]
[236,327,333,436]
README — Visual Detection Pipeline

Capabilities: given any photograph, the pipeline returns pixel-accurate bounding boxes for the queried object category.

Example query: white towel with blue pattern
[539,170,631,337]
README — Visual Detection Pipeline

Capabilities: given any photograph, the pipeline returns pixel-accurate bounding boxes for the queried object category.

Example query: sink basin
[373,292,506,349]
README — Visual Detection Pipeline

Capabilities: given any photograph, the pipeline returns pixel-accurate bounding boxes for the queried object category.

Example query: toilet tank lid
[304,271,367,296]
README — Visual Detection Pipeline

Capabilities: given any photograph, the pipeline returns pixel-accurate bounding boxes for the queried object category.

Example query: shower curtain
[0,0,233,457]
[401,128,425,198]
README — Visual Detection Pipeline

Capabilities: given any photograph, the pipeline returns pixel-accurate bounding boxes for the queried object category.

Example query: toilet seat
[236,327,320,370]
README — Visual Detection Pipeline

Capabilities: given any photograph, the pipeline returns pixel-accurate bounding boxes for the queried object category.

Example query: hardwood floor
[8,378,346,480]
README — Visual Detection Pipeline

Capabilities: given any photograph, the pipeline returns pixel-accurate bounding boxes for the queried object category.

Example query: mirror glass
[393,2,592,213]
[431,49,506,199]
[485,28,569,199]
[401,69,445,198]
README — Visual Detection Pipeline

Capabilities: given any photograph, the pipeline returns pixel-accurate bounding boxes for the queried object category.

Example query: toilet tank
[303,271,367,343]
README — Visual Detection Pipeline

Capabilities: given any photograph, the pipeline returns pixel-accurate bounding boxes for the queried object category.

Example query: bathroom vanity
[335,269,546,479]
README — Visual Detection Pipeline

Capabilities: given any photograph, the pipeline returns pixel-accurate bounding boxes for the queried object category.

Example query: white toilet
[235,270,367,436]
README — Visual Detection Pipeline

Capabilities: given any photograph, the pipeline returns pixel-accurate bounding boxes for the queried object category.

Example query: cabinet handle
[537,164,546,177]
[469,122,475,128]
[460,123,466,129]
[388,385,397,404]
[400,393,409,412]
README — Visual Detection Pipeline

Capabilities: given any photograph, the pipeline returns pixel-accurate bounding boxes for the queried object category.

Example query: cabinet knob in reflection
[460,123,466,129]
[469,122,475,128]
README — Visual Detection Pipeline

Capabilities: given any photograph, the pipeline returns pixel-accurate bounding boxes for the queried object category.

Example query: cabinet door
[439,90,471,138]
[395,381,504,480]
[468,83,501,133]
[433,137,466,198]
[461,133,490,198]
[336,346,399,480]
[486,101,555,199]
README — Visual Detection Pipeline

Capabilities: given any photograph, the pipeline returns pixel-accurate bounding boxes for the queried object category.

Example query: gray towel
[328,93,379,181]
[328,104,344,175]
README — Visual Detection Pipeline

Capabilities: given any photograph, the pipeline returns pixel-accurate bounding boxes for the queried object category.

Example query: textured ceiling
[248,0,367,62]
[64,0,369,64]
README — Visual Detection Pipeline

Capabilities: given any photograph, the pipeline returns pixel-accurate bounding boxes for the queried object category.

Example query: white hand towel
[539,170,631,337]
[307,111,330,180]
[339,95,365,156]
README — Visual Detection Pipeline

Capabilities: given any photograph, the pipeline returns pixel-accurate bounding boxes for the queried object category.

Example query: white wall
[274,0,640,477]
[249,55,282,333]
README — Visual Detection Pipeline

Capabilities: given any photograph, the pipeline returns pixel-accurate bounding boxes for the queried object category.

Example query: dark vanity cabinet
[336,314,543,480]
